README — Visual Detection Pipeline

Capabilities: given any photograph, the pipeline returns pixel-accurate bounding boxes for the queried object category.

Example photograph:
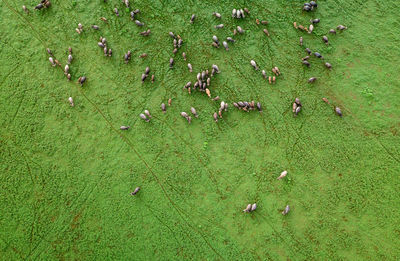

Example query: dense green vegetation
[1,0,399,259]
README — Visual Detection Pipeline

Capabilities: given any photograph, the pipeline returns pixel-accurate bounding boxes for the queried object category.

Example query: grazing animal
[169,58,174,68]
[141,74,148,82]
[140,29,151,36]
[282,205,290,215]
[222,41,229,51]
[311,18,320,24]
[123,0,130,8]
[302,60,310,67]
[130,11,135,20]
[308,77,317,83]
[181,112,189,118]
[337,25,347,31]
[213,112,218,122]
[251,203,257,212]
[308,24,314,34]
[213,12,221,18]
[300,37,303,46]
[131,187,140,195]
[325,62,332,69]
[49,57,56,66]
[140,113,149,122]
[205,88,211,98]
[168,98,172,106]
[215,24,224,29]
[35,3,44,10]
[322,36,329,45]
[135,20,144,26]
[243,204,252,213]
[120,126,130,130]
[329,29,336,34]
[295,98,302,106]
[262,70,267,79]
[161,103,166,113]
[22,5,29,13]
[78,76,86,85]
[184,82,192,89]
[257,102,262,112]
[191,107,198,117]
[250,60,258,70]
[314,52,323,59]
[212,35,219,44]
[277,170,287,180]
[295,106,301,115]
[190,14,196,23]
[335,107,342,116]
[212,64,220,73]
[68,54,73,64]
[220,101,225,112]
[237,26,244,34]
[68,97,74,107]
[144,110,151,118]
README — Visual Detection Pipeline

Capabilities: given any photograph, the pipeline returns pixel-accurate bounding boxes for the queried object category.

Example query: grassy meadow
[0,0,399,259]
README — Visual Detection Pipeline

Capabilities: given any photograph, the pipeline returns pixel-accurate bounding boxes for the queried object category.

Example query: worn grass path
[1,0,399,259]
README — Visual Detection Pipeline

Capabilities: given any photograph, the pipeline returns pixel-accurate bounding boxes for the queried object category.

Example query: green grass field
[1,0,400,259]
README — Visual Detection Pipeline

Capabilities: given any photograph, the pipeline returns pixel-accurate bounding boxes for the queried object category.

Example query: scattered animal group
[243,170,291,215]
[98,36,112,57]
[32,0,349,216]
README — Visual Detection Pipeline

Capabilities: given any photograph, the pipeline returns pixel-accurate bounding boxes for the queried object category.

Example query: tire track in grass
[0,6,115,258]
[0,15,217,257]
[0,62,22,88]
[2,138,50,256]
[76,88,226,260]
[56,0,228,197]
[224,22,332,254]
[6,0,384,256]
[0,37,206,258]
[209,4,338,256]
[225,42,313,258]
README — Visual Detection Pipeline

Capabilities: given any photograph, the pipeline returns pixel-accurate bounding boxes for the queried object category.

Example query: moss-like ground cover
[1,0,399,259]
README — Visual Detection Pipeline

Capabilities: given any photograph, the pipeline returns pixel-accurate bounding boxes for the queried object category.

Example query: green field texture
[1,0,399,260]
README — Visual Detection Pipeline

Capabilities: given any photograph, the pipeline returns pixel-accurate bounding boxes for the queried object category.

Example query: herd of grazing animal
[32,0,348,216]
